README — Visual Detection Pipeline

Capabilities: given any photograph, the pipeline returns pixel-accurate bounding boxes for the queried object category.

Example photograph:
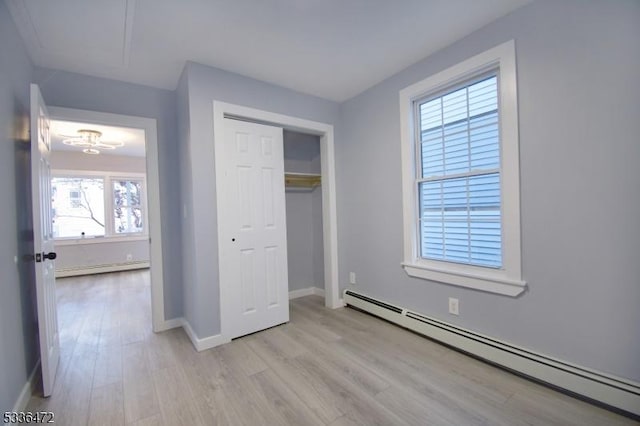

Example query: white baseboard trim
[289,287,325,299]
[153,317,229,352]
[13,361,40,412]
[55,261,150,278]
[343,289,640,418]
[181,319,230,352]
[156,317,183,332]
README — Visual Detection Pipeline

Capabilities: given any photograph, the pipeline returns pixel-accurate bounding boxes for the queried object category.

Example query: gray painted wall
[283,130,321,173]
[33,68,183,320]
[176,67,195,337]
[285,192,316,291]
[0,1,37,412]
[179,62,340,337]
[338,0,640,381]
[51,151,147,173]
[283,186,326,293]
[55,240,149,272]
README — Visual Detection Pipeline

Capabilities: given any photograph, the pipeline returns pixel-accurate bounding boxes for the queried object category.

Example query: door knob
[43,252,57,261]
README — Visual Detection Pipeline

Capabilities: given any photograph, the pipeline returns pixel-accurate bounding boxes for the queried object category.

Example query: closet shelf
[284,173,321,190]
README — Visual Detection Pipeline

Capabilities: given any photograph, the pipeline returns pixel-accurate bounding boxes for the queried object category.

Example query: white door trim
[213,101,341,341]
[47,107,167,332]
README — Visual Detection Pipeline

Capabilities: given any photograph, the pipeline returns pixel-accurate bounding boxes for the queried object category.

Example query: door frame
[213,101,341,339]
[48,106,167,332]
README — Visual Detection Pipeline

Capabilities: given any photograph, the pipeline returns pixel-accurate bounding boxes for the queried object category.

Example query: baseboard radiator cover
[56,261,150,278]
[343,289,640,418]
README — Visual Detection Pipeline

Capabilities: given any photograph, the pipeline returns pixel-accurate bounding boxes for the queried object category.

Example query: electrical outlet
[126,253,133,261]
[349,272,356,284]
[448,297,459,315]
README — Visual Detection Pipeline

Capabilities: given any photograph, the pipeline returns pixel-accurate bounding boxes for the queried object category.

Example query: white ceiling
[6,0,532,102]
[51,120,146,157]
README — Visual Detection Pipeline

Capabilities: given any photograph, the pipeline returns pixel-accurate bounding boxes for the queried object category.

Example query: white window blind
[417,74,502,268]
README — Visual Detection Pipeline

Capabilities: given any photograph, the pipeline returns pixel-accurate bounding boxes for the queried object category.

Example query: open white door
[220,119,289,339]
[30,84,60,397]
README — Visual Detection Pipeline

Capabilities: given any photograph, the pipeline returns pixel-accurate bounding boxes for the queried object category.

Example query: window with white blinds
[417,74,501,268]
[399,41,525,296]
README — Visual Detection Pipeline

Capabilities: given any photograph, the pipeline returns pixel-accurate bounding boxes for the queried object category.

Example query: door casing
[48,106,168,333]
[214,101,341,343]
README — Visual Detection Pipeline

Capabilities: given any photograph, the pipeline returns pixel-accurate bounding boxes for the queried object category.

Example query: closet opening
[283,131,325,301]
[214,101,340,344]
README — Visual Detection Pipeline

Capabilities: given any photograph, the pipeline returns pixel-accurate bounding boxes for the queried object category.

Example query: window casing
[52,170,148,241]
[399,41,525,296]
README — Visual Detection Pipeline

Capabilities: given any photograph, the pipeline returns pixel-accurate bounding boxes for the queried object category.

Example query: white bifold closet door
[220,118,289,339]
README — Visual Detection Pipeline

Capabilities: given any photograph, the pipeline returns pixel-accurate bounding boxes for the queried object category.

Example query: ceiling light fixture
[61,129,124,155]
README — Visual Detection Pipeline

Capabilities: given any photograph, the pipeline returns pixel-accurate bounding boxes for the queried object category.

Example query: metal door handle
[43,252,57,261]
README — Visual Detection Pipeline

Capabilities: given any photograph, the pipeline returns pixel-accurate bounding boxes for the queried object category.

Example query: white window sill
[54,235,149,246]
[402,261,526,297]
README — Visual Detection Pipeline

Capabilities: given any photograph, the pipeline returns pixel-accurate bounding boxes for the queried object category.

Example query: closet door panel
[220,119,289,339]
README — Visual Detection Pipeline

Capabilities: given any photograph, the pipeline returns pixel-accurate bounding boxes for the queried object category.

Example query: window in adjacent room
[399,40,525,296]
[52,177,106,238]
[113,179,144,234]
[52,172,147,239]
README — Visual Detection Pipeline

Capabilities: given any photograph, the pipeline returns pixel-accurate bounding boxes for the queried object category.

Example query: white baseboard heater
[56,261,150,278]
[343,289,640,418]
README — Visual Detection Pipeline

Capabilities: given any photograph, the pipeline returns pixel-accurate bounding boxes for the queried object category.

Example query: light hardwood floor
[27,271,638,425]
